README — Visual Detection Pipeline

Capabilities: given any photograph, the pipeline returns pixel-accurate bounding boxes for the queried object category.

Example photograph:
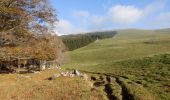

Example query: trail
[65,69,156,100]
[89,73,133,100]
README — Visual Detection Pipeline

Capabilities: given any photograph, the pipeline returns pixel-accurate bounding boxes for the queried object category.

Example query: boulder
[48,70,87,80]
[40,64,46,71]
[60,72,67,76]
[48,74,60,80]
[69,73,75,77]
[73,69,81,76]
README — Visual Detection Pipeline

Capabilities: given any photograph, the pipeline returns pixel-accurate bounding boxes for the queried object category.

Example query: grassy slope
[64,29,170,69]
[0,69,104,100]
[0,29,169,100]
[63,29,170,99]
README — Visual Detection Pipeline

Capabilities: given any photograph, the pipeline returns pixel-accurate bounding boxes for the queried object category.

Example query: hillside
[63,29,170,100]
[60,29,170,51]
[61,31,117,50]
[0,29,170,100]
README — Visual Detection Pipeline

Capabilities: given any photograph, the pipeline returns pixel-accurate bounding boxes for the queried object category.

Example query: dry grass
[0,69,104,100]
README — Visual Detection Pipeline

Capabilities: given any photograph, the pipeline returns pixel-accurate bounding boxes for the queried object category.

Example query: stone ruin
[0,57,61,73]
[48,69,88,81]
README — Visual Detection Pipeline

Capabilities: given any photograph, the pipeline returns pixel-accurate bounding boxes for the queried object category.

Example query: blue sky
[50,0,170,35]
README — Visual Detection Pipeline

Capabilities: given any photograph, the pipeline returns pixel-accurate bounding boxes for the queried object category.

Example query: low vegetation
[1,0,169,100]
[0,69,104,100]
[63,29,170,100]
[0,28,169,99]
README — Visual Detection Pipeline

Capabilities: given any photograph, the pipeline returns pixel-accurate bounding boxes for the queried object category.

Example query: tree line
[61,31,117,51]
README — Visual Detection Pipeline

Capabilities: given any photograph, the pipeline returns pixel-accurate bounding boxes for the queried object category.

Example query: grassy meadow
[0,29,169,100]
[63,29,170,100]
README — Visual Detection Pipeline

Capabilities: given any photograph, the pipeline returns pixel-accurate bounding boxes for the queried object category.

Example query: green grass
[63,29,170,99]
[66,30,170,64]
[117,77,158,100]
[0,29,170,100]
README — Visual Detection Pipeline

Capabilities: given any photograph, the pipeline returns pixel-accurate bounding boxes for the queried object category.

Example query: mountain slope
[63,29,170,99]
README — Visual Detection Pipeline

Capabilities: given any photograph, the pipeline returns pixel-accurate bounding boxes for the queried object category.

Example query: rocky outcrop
[48,70,88,80]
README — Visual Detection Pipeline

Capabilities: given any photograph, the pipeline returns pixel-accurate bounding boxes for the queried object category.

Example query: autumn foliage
[0,0,65,62]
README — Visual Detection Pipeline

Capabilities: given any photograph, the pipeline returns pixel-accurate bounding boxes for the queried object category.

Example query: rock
[48,74,60,80]
[48,70,86,79]
[40,61,46,71]
[60,72,66,76]
[40,64,46,71]
[55,66,59,69]
[73,70,81,76]
[69,73,75,77]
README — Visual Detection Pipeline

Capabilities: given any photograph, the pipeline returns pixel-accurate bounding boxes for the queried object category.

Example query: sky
[50,0,170,35]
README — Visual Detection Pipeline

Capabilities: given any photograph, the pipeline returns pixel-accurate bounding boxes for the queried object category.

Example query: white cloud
[73,10,89,17]
[88,5,144,28]
[56,1,168,35]
[108,5,143,24]
[89,1,166,26]
[106,1,167,24]
[55,19,74,35]
[55,19,87,35]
